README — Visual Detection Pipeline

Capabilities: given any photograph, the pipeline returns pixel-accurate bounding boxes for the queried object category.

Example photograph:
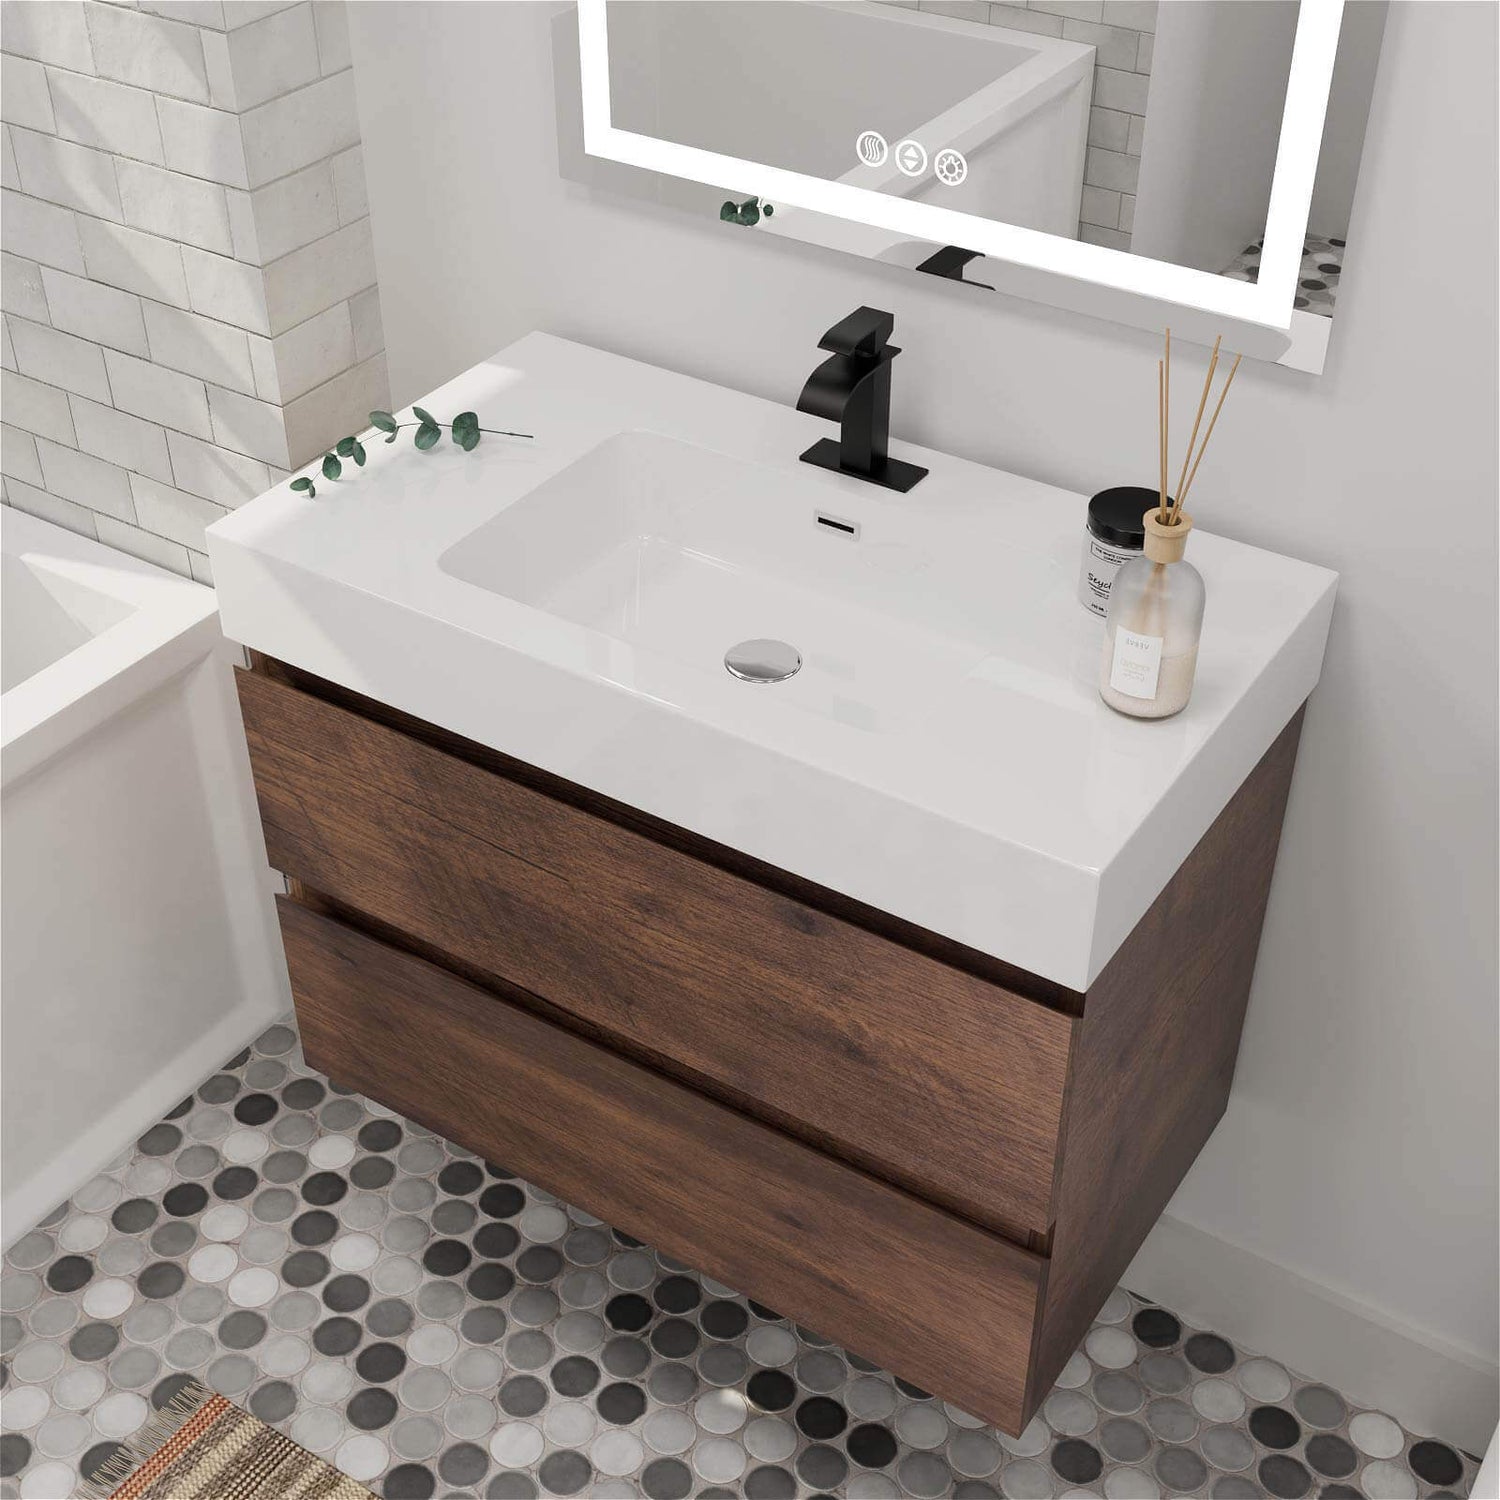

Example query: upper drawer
[237,668,1074,1236]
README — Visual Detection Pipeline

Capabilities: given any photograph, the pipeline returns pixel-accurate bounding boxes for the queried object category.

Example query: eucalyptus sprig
[290,408,533,498]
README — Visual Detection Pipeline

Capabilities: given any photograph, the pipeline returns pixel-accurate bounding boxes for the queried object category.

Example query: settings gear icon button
[934,148,968,186]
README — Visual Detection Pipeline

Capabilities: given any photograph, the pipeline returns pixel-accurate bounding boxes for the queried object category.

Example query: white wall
[1309,0,1387,241]
[348,0,1498,1441]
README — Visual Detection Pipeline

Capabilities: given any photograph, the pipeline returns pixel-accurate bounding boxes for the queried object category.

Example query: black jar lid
[1086,485,1163,549]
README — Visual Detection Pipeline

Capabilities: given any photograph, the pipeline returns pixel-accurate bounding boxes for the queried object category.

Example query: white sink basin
[439,429,1061,731]
[209,333,1336,990]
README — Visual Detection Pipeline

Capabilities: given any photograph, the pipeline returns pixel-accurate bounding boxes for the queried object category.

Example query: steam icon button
[934,148,968,186]
[855,130,888,167]
[894,139,928,177]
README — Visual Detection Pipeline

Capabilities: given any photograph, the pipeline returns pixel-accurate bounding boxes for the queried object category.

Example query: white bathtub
[1,509,288,1242]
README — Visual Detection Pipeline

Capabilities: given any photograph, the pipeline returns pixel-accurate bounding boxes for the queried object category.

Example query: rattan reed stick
[1161,328,1172,522]
[1174,335,1220,515]
[1178,351,1243,511]
[1157,360,1167,519]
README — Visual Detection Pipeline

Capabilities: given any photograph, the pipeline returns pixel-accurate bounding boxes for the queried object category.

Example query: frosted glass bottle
[1099,511,1205,719]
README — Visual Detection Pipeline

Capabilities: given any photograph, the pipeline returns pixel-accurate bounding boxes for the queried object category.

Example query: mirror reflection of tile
[1224,233,1344,317]
[883,0,1158,251]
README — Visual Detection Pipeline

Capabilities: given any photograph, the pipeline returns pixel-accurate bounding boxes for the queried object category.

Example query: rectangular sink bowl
[439,430,1059,727]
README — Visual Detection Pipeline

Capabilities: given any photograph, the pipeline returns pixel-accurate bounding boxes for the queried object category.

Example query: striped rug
[80,1379,375,1500]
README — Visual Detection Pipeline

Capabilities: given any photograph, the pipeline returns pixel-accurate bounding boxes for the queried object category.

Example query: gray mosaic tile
[0,1014,1479,1500]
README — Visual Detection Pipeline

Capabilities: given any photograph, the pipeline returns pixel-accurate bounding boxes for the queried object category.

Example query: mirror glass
[571,1,1387,367]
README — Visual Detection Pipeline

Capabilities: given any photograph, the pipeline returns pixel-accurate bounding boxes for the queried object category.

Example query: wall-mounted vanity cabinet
[212,336,1336,1433]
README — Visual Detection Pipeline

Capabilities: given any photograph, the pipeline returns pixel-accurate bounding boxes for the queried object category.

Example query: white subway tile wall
[0,0,388,577]
[884,0,1155,248]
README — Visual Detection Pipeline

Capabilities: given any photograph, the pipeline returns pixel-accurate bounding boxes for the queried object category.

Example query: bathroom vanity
[210,335,1336,1434]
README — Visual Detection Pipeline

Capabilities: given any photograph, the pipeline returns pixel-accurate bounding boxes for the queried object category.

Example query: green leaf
[763,203,774,217]
[351,439,366,466]
[414,423,441,451]
[457,425,480,452]
[369,410,397,434]
[412,406,437,427]
[322,452,342,481]
[720,201,738,221]
[335,435,357,457]
[290,476,315,495]
[452,410,478,434]
[384,430,398,443]
[739,204,760,226]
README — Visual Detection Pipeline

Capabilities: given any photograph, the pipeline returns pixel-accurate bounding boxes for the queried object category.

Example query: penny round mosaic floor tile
[1190,1375,1245,1423]
[998,1455,1053,1498]
[1237,1355,1293,1402]
[1001,1413,1052,1457]
[1410,1438,1466,1487]
[1043,1388,1097,1437]
[0,1014,1470,1500]
[50,1366,105,1411]
[1361,1456,1420,1498]
[1099,1416,1151,1464]
[1086,1325,1139,1369]
[26,1300,77,1341]
[1093,1368,1146,1415]
[1351,1408,1407,1458]
[1292,1380,1348,1429]
[1104,1462,1160,1497]
[1259,1450,1314,1497]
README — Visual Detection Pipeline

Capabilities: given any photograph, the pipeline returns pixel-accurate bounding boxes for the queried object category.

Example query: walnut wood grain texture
[246,652,1082,1019]
[1027,707,1306,1406]
[237,667,1074,1238]
[281,897,1045,1432]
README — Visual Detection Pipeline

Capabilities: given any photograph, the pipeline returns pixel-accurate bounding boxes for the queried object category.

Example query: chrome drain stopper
[725,638,801,684]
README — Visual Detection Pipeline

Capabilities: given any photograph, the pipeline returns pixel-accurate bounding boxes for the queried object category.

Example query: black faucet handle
[816,306,896,360]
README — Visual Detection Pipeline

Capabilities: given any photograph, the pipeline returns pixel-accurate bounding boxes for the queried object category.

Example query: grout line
[278,342,386,418]
[7,296,384,473]
[310,0,327,77]
[3,67,360,213]
[6,311,260,479]
[6,193,376,353]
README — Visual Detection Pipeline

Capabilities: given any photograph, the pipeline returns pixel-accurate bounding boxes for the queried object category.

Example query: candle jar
[1099,511,1205,719]
[1077,485,1152,617]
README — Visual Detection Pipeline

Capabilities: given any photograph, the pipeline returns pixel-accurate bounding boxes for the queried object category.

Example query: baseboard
[1126,1212,1499,1456]
[0,997,281,1251]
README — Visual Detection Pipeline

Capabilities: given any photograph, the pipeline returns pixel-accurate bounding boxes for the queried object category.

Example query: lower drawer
[278,897,1046,1432]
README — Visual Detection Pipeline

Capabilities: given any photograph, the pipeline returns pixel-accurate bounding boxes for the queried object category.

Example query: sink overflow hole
[815,511,860,539]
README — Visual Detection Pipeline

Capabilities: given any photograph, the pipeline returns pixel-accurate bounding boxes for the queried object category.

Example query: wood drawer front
[238,668,1074,1236]
[279,898,1045,1433]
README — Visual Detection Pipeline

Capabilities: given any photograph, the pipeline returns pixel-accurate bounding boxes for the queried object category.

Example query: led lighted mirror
[571,0,1387,372]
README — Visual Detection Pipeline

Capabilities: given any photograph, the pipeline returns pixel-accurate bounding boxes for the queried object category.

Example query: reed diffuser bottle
[1099,329,1240,720]
[1100,511,1204,717]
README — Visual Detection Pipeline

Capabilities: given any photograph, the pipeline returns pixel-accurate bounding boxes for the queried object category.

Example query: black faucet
[796,307,928,493]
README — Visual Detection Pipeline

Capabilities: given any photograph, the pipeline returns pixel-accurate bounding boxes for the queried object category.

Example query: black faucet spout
[795,350,883,421]
[796,308,927,493]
